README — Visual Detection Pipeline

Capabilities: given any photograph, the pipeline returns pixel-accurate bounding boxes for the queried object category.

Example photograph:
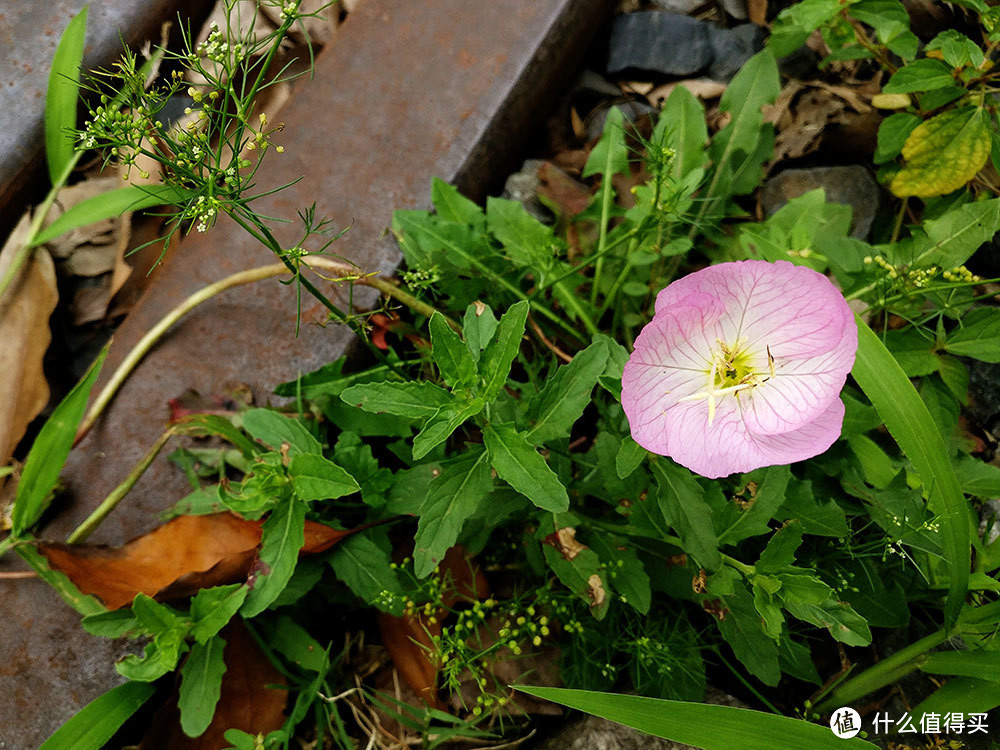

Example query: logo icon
[830,707,862,739]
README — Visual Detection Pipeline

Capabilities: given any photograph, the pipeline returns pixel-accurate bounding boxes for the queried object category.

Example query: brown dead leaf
[39,512,355,609]
[586,574,606,608]
[376,547,489,707]
[140,619,287,750]
[646,79,727,109]
[537,162,592,217]
[549,527,585,561]
[0,213,59,469]
[748,0,767,25]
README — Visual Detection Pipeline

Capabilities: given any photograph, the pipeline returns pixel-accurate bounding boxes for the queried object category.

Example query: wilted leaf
[890,108,991,198]
[140,620,287,750]
[0,214,59,469]
[39,512,355,609]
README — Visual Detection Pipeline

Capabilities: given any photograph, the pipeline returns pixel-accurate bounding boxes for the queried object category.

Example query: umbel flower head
[622,260,857,479]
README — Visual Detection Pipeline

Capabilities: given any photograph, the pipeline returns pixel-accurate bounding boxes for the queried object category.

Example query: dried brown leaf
[39,512,355,609]
[537,162,592,217]
[748,0,767,25]
[0,213,58,468]
[140,619,287,750]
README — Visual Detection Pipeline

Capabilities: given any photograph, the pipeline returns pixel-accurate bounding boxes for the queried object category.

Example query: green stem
[589,172,617,308]
[715,649,783,714]
[67,428,176,543]
[0,535,17,559]
[890,197,908,245]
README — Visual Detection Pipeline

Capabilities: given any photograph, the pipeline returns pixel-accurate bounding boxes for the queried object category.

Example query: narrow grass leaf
[12,344,107,535]
[852,315,969,628]
[179,634,227,738]
[44,8,87,185]
[17,545,105,616]
[513,687,876,749]
[38,681,155,750]
[919,650,1000,681]
[484,424,569,512]
[32,186,195,247]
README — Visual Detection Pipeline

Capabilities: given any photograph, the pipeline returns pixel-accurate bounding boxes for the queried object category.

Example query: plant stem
[75,257,451,443]
[67,428,176,543]
[890,197,908,245]
[589,173,617,308]
[0,535,16,558]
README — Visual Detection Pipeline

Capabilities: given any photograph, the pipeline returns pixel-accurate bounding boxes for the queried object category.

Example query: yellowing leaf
[890,107,990,198]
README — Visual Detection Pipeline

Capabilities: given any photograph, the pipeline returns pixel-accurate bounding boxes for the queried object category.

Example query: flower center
[678,339,774,426]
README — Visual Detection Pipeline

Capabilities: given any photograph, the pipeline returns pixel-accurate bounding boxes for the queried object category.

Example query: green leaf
[412,450,492,577]
[890,108,991,198]
[718,465,791,545]
[179,634,227,738]
[12,345,107,535]
[874,112,921,165]
[715,583,781,685]
[44,8,87,185]
[329,531,405,614]
[479,300,529,399]
[954,455,1000,497]
[32,186,196,247]
[776,480,848,537]
[882,59,956,94]
[462,302,499,359]
[38,681,156,750]
[784,598,872,646]
[920,649,1000,681]
[926,30,986,69]
[484,423,569,512]
[430,312,476,388]
[411,397,485,460]
[241,500,307,618]
[946,307,1000,361]
[242,408,321,457]
[526,339,608,444]
[911,197,1000,269]
[651,459,721,570]
[16,546,105,616]
[513,686,876,750]
[190,584,248,644]
[588,534,652,614]
[910,677,1000,725]
[768,0,841,57]
[431,177,484,228]
[615,437,646,479]
[852,315,969,628]
[289,453,360,501]
[541,543,611,620]
[757,521,804,572]
[257,615,327,673]
[486,197,552,268]
[81,609,140,638]
[654,86,707,179]
[583,106,629,179]
[340,380,454,419]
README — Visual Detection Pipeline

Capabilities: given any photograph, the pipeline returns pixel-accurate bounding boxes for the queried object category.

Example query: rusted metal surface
[0,0,612,746]
[0,0,205,239]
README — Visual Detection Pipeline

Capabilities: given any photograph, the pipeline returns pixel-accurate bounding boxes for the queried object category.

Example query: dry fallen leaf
[537,162,592,217]
[376,547,489,707]
[646,78,727,109]
[140,619,288,750]
[748,0,767,25]
[0,213,59,469]
[39,512,355,609]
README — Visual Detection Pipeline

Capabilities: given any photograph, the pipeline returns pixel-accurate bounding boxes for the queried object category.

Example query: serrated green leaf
[242,408,321,457]
[526,339,608,444]
[430,312,476,388]
[852,315,969,628]
[340,380,454,420]
[38,681,156,750]
[768,0,841,57]
[412,450,492,577]
[12,345,107,535]
[757,521,804,572]
[289,453,360,501]
[190,584,248,644]
[479,300,528,398]
[654,86,707,179]
[890,108,991,198]
[583,106,629,179]
[882,59,956,94]
[715,583,781,685]
[484,424,568,512]
[874,112,921,165]
[44,8,87,185]
[411,397,485,460]
[33,186,196,247]
[651,459,721,570]
[241,500,307,617]
[486,197,553,268]
[179,634,227,737]
[431,177,484,228]
[718,465,791,545]
[784,598,872,646]
[329,531,405,614]
[945,307,1000,361]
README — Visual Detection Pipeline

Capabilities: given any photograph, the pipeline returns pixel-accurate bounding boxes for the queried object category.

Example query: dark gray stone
[707,23,766,81]
[607,13,713,78]
[760,166,881,240]
[649,0,704,13]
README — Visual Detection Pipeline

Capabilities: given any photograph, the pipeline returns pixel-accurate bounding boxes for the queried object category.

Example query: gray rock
[760,166,881,240]
[502,159,553,224]
[607,13,713,78]
[649,0,704,13]
[707,23,766,81]
[721,0,748,20]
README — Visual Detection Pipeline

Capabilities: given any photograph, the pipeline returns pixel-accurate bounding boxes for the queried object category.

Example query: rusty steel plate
[0,0,611,746]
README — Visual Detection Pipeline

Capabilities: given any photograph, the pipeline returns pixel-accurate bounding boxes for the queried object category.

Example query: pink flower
[621,260,857,479]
